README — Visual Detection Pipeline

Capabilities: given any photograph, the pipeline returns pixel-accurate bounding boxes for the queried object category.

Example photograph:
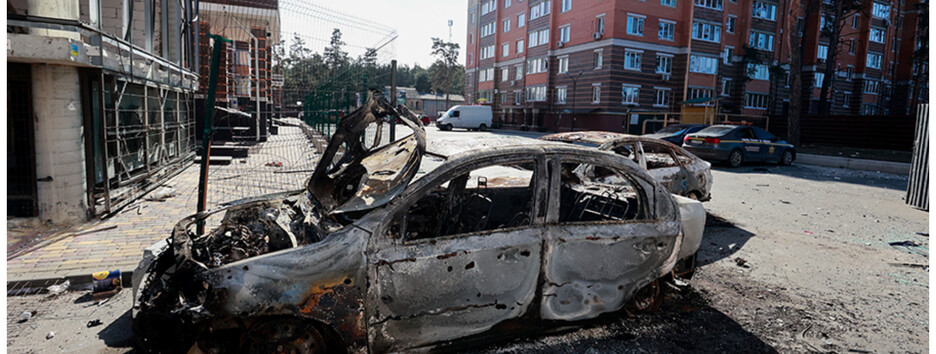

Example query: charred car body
[541,132,713,202]
[132,92,706,353]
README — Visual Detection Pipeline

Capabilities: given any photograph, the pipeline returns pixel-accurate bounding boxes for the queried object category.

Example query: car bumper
[683,146,732,162]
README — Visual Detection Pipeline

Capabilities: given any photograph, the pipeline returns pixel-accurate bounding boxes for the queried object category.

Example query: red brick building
[464,0,928,132]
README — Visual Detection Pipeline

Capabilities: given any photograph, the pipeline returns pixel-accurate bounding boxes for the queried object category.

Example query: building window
[594,50,603,69]
[517,40,525,53]
[595,15,605,34]
[557,86,568,103]
[656,55,673,74]
[502,43,510,57]
[481,22,496,37]
[744,93,769,109]
[526,57,548,74]
[525,86,547,102]
[478,68,495,82]
[842,92,851,107]
[846,66,854,80]
[690,55,718,74]
[817,44,828,60]
[530,0,551,20]
[480,45,496,59]
[561,0,572,12]
[515,64,524,79]
[468,53,473,66]
[514,90,522,104]
[852,13,859,29]
[872,2,889,18]
[558,56,569,73]
[861,104,877,115]
[592,84,601,103]
[654,88,670,106]
[501,67,510,81]
[692,21,721,43]
[528,28,550,48]
[814,72,824,88]
[659,20,676,41]
[864,80,880,94]
[694,0,723,10]
[747,63,770,81]
[624,50,642,71]
[721,78,732,96]
[848,39,856,54]
[752,1,777,21]
[748,31,775,51]
[867,52,882,69]
[870,27,886,43]
[627,15,645,36]
[503,18,511,33]
[726,16,737,33]
[689,88,714,99]
[622,84,640,105]
[723,47,733,64]
[505,0,511,8]
[518,13,526,27]
[559,25,571,43]
[661,0,676,7]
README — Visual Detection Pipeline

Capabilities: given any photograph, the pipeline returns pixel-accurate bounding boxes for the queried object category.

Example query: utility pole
[448,19,454,42]
[390,59,397,141]
[566,71,583,132]
[197,34,231,236]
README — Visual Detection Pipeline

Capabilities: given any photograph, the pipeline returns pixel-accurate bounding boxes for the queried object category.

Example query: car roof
[540,131,636,146]
[427,136,566,158]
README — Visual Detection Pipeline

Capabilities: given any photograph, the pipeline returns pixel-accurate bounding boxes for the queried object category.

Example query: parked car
[643,124,708,145]
[436,105,493,131]
[542,131,713,201]
[418,114,430,125]
[132,92,706,353]
[682,125,795,167]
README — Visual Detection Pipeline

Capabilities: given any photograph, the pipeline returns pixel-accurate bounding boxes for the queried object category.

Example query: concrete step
[194,155,233,165]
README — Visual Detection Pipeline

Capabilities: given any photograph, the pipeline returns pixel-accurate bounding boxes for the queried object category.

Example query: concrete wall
[31,64,88,224]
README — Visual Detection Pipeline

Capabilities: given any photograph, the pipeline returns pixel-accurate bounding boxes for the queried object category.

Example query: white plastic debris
[20,311,32,321]
[46,331,55,339]
[46,280,70,295]
[149,187,176,200]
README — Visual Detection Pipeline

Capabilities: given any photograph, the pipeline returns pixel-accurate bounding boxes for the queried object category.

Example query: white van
[436,105,493,131]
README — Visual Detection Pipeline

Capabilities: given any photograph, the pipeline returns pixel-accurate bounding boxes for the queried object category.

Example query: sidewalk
[7,120,322,285]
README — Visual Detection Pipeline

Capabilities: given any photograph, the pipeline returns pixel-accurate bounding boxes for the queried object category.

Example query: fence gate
[906,104,928,211]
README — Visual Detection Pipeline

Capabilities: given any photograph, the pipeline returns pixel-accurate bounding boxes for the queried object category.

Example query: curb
[795,153,910,175]
[7,271,135,295]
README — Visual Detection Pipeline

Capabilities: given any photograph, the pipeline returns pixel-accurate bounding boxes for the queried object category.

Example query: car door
[737,127,766,161]
[637,140,692,197]
[752,127,782,162]
[366,155,547,352]
[539,154,682,322]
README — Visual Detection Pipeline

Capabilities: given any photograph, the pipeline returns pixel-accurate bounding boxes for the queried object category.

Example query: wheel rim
[730,151,742,166]
[783,151,793,164]
[630,279,662,312]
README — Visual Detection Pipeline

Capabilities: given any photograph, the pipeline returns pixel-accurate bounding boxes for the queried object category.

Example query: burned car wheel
[242,317,330,354]
[626,279,663,313]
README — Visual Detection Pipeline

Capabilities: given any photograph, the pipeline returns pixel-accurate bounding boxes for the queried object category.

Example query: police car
[682,124,795,167]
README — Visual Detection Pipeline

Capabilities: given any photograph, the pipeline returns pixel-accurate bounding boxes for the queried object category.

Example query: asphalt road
[7,127,928,353]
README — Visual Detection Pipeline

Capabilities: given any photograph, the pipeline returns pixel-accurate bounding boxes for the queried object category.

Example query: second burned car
[132,92,706,353]
[541,132,713,202]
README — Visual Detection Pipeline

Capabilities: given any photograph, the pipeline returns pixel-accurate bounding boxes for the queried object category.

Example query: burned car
[132,92,706,353]
[542,132,713,201]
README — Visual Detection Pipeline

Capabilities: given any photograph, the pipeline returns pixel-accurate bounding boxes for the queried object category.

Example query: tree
[324,28,348,74]
[910,1,928,113]
[787,0,820,146]
[816,0,864,114]
[430,37,460,109]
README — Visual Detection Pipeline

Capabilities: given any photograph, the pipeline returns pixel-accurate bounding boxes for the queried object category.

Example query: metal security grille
[906,104,928,211]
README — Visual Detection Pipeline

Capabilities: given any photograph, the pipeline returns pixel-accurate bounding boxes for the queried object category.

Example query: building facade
[464,0,928,132]
[8,0,199,223]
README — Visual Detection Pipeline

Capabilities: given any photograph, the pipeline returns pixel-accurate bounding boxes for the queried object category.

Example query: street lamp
[565,71,583,132]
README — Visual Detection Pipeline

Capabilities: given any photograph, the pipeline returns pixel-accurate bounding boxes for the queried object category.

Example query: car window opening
[558,162,644,223]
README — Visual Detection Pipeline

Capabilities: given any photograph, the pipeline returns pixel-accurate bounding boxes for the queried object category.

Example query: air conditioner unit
[593,32,602,40]
[557,41,565,48]
[661,74,671,81]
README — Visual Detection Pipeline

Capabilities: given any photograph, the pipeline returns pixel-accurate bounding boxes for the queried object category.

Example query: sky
[281,0,468,68]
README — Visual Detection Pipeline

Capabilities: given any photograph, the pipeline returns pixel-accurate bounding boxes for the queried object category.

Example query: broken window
[610,142,639,164]
[641,143,680,169]
[558,162,645,224]
[391,161,538,241]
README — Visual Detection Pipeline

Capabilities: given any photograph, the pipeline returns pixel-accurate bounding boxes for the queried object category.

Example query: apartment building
[197,0,281,141]
[464,0,928,132]
[8,0,199,223]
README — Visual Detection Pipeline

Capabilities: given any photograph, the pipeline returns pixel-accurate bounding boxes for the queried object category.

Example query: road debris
[147,187,176,201]
[86,319,103,328]
[779,200,791,204]
[46,280,69,296]
[19,311,35,322]
[46,332,55,339]
[734,257,749,268]
[265,161,283,167]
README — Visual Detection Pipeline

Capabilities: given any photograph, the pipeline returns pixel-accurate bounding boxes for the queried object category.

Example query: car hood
[308,89,426,215]
[643,133,676,140]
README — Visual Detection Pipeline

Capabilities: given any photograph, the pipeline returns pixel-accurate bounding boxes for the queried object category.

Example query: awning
[679,96,722,104]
